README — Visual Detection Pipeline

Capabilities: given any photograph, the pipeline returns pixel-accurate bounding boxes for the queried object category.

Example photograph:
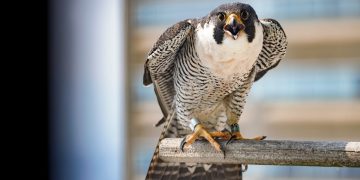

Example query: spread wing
[143,20,194,125]
[254,18,287,81]
[143,20,203,180]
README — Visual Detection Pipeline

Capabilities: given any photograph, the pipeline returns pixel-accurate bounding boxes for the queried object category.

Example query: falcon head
[194,2,264,77]
[203,2,259,44]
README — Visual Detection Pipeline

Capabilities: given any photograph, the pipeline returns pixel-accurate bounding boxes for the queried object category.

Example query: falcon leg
[225,70,266,145]
[180,119,231,154]
[226,123,266,145]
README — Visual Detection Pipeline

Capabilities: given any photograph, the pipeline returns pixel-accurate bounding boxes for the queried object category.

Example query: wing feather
[144,20,195,180]
[143,20,194,123]
[254,18,287,81]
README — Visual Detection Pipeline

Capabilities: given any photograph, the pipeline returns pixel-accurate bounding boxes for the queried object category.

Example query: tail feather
[147,161,244,179]
[204,171,212,180]
[216,164,226,179]
[223,164,242,179]
[146,109,176,179]
[159,162,175,180]
[178,163,192,179]
[189,165,204,180]
[209,164,218,180]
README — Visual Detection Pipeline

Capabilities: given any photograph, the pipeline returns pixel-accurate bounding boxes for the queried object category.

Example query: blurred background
[49,0,360,180]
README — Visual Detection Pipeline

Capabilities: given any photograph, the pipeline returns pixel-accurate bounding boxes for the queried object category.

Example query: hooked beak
[223,14,245,40]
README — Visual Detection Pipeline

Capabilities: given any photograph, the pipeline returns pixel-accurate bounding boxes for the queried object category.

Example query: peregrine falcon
[143,2,287,179]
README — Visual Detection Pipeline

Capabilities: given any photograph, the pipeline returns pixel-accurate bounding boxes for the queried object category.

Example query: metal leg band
[189,118,200,132]
[231,123,240,132]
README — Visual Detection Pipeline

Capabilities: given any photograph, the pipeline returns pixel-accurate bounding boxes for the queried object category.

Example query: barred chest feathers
[194,21,264,81]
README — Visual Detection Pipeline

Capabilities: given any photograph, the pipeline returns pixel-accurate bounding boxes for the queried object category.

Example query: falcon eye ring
[241,11,249,20]
[217,12,226,21]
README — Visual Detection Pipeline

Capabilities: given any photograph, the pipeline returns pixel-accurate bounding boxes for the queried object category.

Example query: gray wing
[254,18,287,81]
[143,20,194,125]
[144,20,193,179]
[144,20,248,180]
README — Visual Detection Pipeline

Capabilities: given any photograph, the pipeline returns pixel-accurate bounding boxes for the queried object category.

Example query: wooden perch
[159,138,360,167]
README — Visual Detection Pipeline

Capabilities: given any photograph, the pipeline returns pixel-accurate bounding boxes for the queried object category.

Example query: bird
[143,2,287,179]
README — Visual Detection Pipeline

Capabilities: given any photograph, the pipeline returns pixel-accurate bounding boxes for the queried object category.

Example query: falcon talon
[180,137,187,152]
[220,142,226,159]
[226,135,235,146]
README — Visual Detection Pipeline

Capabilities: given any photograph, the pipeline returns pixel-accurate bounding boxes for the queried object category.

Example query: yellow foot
[209,130,232,140]
[226,124,266,145]
[180,119,230,154]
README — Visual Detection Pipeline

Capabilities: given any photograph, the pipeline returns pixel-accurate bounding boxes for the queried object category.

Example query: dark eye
[241,11,249,20]
[217,12,226,21]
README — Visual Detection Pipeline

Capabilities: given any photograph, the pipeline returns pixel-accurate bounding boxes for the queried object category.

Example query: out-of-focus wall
[128,0,360,179]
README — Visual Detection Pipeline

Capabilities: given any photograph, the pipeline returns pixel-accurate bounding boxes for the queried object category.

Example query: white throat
[195,21,263,80]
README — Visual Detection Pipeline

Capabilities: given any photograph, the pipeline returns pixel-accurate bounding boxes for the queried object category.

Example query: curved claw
[226,135,236,146]
[180,136,187,152]
[219,142,226,158]
[213,129,231,140]
[226,134,267,146]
